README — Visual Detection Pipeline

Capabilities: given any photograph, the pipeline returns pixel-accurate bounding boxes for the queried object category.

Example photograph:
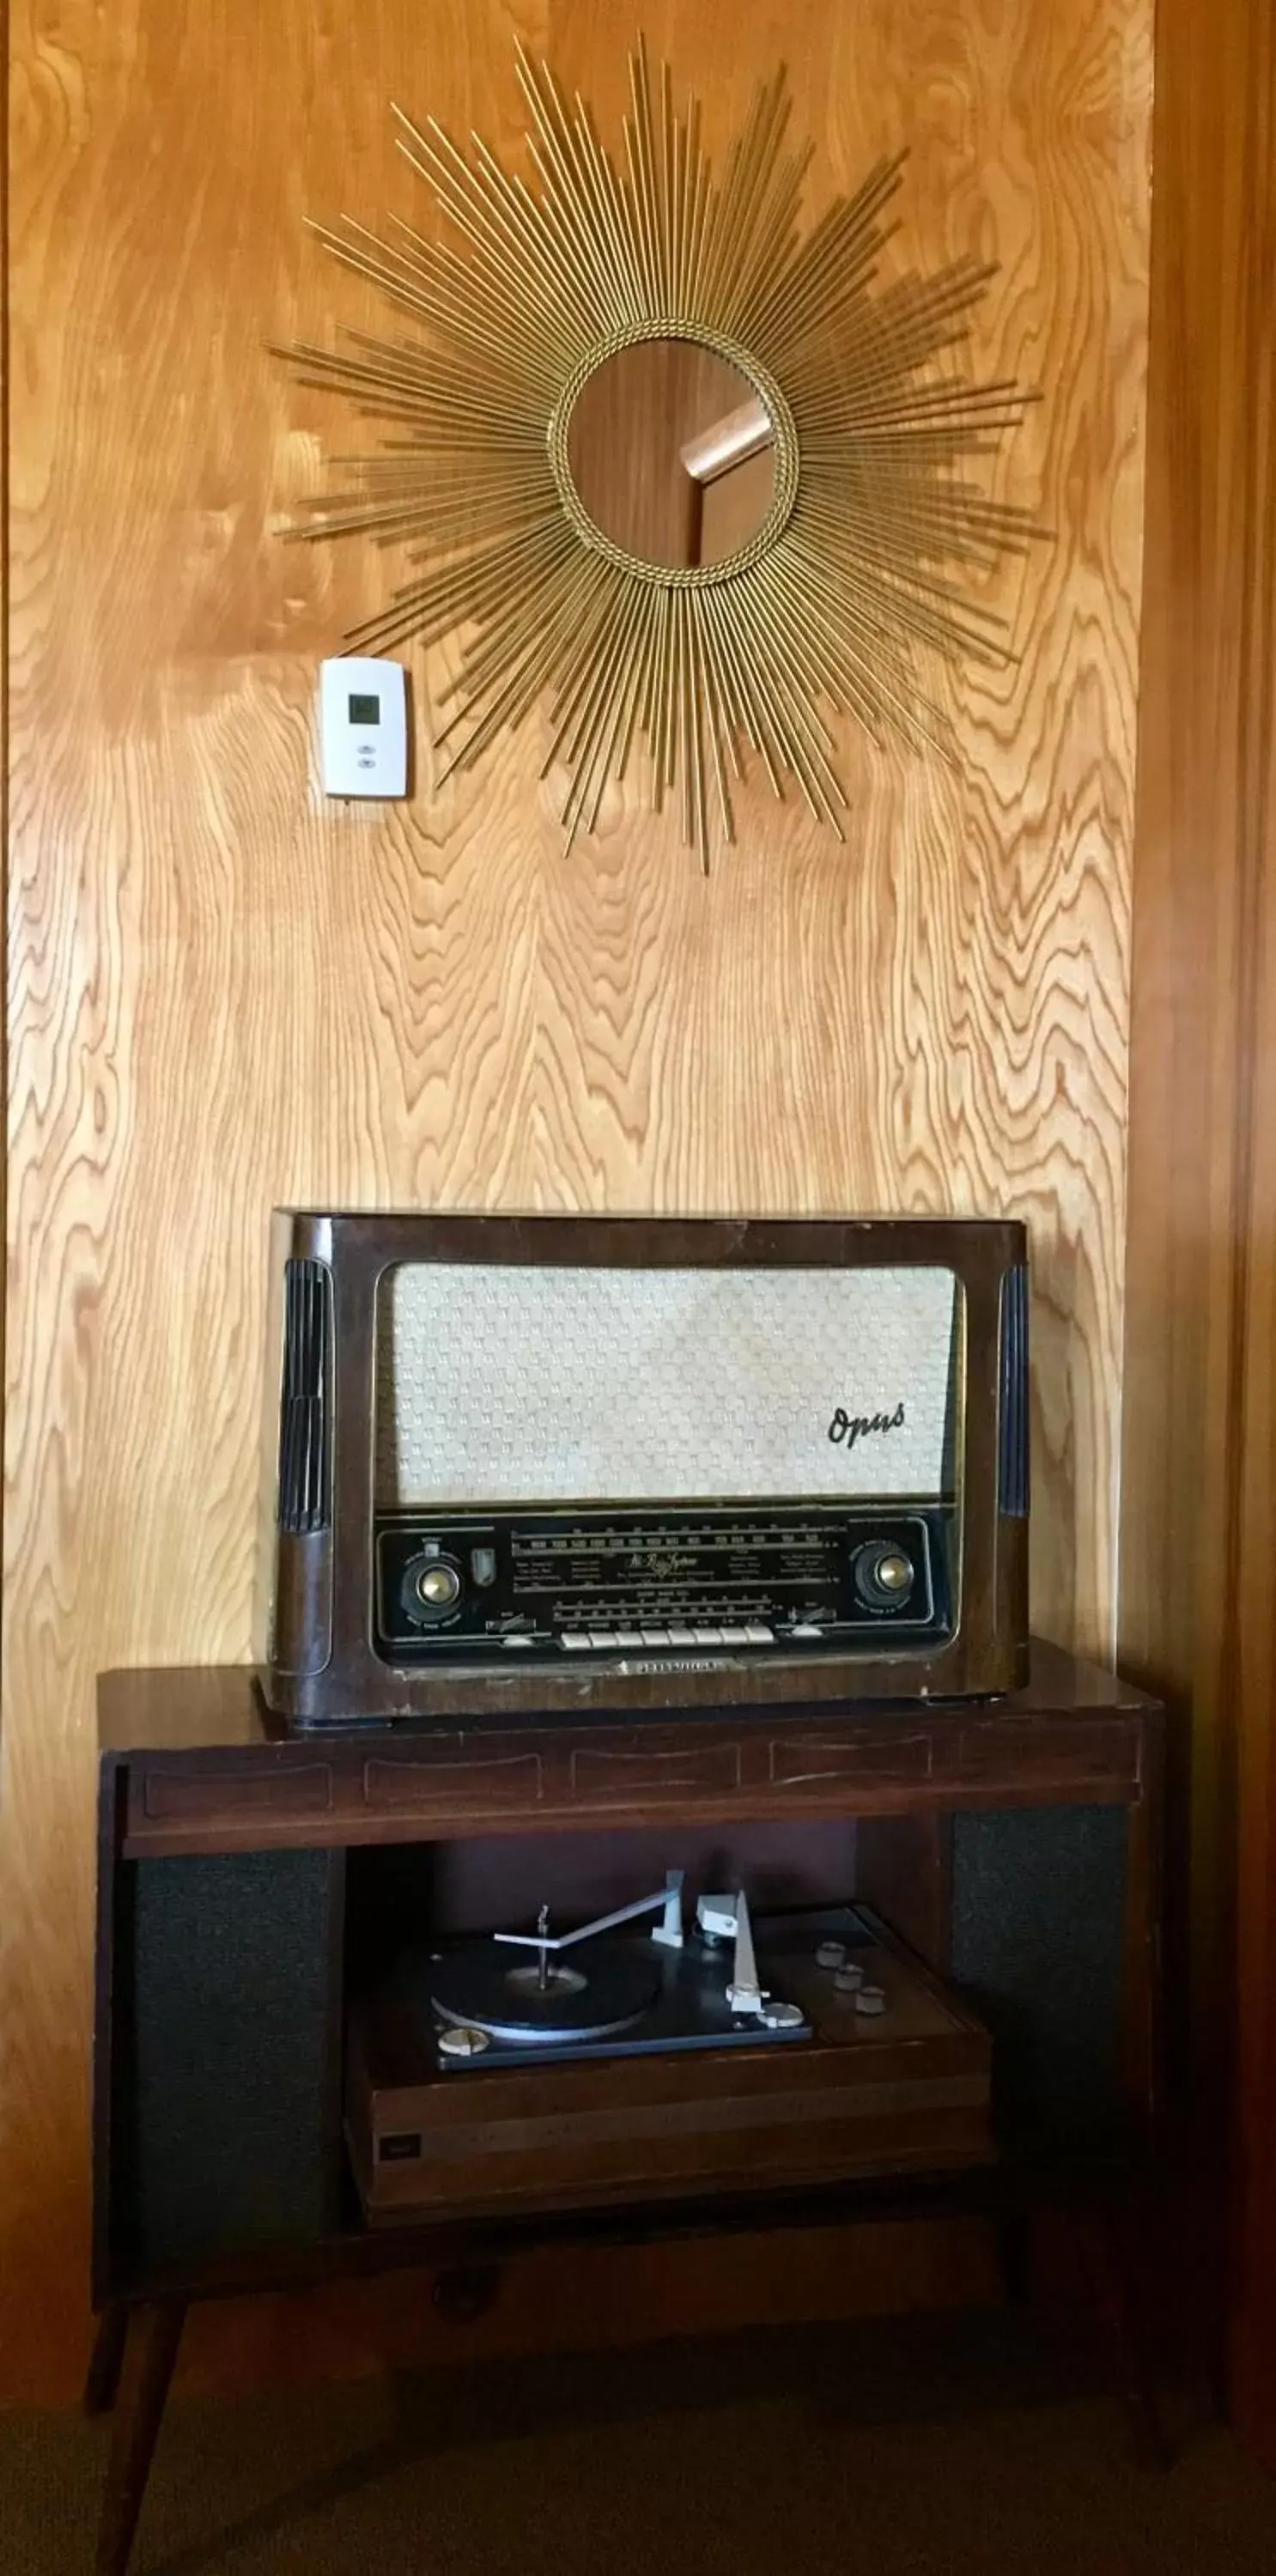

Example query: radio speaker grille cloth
[375,1262,959,1509]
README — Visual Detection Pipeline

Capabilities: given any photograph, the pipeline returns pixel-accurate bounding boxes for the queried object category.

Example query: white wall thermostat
[319,657,408,798]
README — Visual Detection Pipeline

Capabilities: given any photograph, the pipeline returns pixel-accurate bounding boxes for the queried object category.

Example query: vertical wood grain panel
[1118,0,1276,2464]
[1,0,1150,2397]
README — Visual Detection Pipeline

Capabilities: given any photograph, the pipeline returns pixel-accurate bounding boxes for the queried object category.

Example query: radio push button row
[587,1630,617,1649]
[691,1627,725,1647]
[560,1631,591,1651]
[613,1630,645,1649]
[666,1626,696,1647]
[720,1626,751,1646]
[639,1626,671,1647]
[743,1624,775,1645]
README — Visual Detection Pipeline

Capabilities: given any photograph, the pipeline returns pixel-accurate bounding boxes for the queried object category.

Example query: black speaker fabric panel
[114,1850,338,2273]
[950,1804,1127,2154]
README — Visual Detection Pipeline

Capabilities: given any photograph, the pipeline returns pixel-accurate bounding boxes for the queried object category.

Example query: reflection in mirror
[566,339,775,571]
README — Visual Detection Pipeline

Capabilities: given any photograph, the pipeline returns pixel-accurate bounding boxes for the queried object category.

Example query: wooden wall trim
[1230,0,1276,2440]
[2,0,10,1674]
[1119,0,1276,2463]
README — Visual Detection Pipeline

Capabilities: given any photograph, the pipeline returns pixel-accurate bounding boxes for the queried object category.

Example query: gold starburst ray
[734,160,904,351]
[435,551,619,781]
[284,38,1038,865]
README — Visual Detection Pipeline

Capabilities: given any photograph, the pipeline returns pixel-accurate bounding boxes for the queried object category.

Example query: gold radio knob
[854,1541,916,1609]
[416,1561,461,1609]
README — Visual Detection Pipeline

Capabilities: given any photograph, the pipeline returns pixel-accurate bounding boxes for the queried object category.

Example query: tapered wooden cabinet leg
[94,2300,185,2576]
[993,2201,1035,2307]
[84,2302,130,2417]
[1072,2209,1171,2468]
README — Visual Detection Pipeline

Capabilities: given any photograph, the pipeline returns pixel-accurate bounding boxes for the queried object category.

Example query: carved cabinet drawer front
[133,1763,334,1832]
[957,1717,1140,1789]
[569,1742,742,1802]
[768,1732,933,1792]
[363,1752,545,1814]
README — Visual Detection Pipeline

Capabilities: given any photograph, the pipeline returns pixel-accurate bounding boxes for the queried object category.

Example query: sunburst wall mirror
[284,39,1037,866]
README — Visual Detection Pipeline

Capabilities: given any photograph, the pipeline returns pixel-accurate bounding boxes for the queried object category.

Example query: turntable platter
[431,1936,662,2046]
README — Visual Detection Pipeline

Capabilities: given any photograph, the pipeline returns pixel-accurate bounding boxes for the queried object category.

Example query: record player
[428,1874,811,2063]
[347,1878,995,2225]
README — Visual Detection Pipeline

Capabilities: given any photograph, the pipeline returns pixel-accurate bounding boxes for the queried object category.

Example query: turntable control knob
[438,2024,490,2058]
[761,2000,805,2030]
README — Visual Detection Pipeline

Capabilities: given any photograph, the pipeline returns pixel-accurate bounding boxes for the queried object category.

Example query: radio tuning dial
[853,1542,916,1611]
[418,1562,461,1608]
[402,1552,465,1624]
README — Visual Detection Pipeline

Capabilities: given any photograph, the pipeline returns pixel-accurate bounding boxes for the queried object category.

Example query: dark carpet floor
[4,2312,1276,2576]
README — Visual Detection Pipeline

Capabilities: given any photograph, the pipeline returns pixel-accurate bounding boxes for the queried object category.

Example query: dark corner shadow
[137,2306,1108,2576]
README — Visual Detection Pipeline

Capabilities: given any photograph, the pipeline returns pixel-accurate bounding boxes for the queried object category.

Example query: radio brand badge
[827,1402,906,1450]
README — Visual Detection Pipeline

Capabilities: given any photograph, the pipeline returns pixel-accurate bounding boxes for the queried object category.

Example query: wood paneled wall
[1,0,1150,2398]
[1118,0,1276,2465]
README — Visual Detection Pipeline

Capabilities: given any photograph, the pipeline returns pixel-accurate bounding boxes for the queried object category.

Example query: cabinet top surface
[97,1638,1159,1761]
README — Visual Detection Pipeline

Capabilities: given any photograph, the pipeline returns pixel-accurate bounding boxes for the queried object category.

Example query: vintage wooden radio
[257,1212,1029,1726]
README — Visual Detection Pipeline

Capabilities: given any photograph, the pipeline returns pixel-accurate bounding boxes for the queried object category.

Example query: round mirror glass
[566,340,777,571]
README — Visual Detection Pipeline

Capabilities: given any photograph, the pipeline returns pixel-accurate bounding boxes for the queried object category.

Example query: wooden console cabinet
[89,1641,1164,2574]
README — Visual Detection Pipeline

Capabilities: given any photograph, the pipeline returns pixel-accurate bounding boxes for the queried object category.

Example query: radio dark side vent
[277,1260,332,1534]
[998,1263,1030,1518]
